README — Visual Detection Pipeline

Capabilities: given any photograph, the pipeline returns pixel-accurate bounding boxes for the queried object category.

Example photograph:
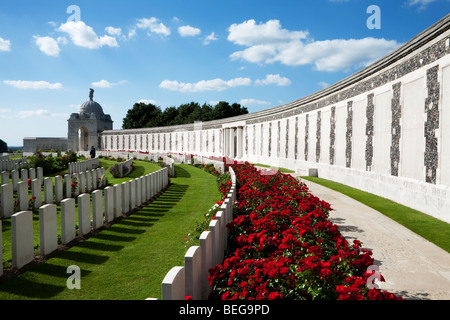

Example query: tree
[122,103,163,129]
[122,100,249,129]
[0,139,7,153]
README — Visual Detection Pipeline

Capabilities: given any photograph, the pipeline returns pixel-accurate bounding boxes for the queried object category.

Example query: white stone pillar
[229,128,235,158]
[237,126,243,159]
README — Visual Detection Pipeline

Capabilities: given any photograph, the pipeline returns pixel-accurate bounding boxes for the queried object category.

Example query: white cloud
[159,77,252,92]
[33,36,60,57]
[204,32,219,45]
[0,108,12,119]
[406,0,438,10]
[239,98,271,106]
[105,26,122,36]
[255,74,291,86]
[0,37,11,52]
[17,109,68,119]
[228,19,308,46]
[136,17,171,37]
[178,25,201,37]
[318,81,330,88]
[91,80,127,88]
[58,21,119,49]
[3,80,63,90]
[228,19,400,72]
[137,99,157,105]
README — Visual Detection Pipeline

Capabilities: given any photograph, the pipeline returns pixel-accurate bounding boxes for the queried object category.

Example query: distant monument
[24,89,114,153]
[67,89,114,151]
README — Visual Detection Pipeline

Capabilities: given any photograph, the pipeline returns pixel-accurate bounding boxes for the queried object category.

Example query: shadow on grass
[175,166,191,178]
[0,172,191,299]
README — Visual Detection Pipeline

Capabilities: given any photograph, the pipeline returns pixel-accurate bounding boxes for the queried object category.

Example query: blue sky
[0,0,449,146]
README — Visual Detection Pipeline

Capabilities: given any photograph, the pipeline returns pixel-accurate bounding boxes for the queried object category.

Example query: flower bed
[208,162,402,300]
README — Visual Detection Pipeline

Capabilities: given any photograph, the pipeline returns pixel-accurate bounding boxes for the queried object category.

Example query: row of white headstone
[160,167,236,300]
[0,167,107,219]
[68,158,100,174]
[0,158,28,172]
[0,167,169,276]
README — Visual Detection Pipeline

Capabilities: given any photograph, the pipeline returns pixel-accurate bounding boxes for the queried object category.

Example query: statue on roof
[89,88,94,101]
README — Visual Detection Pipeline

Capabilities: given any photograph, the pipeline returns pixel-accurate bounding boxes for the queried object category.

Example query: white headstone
[78,193,91,236]
[92,190,104,229]
[39,204,57,256]
[61,198,76,244]
[162,266,185,300]
[11,211,34,269]
[185,246,202,300]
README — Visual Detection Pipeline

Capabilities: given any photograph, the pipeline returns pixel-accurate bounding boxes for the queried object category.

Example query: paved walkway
[293,175,450,300]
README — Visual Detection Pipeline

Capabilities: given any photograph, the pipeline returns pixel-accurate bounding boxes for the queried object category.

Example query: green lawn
[0,164,221,300]
[301,176,450,253]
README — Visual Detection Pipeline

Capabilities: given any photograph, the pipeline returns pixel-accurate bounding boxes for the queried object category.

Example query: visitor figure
[90,146,96,159]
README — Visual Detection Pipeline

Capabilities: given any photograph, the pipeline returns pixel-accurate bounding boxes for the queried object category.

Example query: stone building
[23,89,113,153]
[67,89,113,151]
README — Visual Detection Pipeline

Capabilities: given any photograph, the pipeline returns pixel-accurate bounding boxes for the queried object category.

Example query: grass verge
[0,164,221,300]
[301,176,450,253]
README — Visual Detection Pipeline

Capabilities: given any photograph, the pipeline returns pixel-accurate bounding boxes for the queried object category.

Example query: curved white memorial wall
[101,15,450,224]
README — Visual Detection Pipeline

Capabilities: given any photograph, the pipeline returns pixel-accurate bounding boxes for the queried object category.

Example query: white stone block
[122,181,130,214]
[37,167,43,186]
[135,178,141,206]
[104,186,114,223]
[1,183,14,218]
[11,211,34,269]
[61,198,76,244]
[55,176,63,203]
[31,178,42,209]
[17,181,28,211]
[1,171,9,185]
[92,190,104,230]
[29,168,36,181]
[185,246,202,300]
[114,184,123,218]
[21,168,28,183]
[11,170,19,192]
[78,194,91,236]
[199,231,212,299]
[215,211,226,250]
[162,266,185,300]
[129,180,136,210]
[209,219,221,267]
[64,174,71,198]
[44,177,53,204]
[79,172,86,194]
[39,204,57,256]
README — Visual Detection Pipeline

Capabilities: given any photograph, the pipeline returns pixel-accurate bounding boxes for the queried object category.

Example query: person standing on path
[90,146,96,159]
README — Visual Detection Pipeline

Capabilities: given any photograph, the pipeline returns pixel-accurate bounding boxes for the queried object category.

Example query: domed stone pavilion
[67,89,113,151]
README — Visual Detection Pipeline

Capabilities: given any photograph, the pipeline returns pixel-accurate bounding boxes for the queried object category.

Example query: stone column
[237,126,243,159]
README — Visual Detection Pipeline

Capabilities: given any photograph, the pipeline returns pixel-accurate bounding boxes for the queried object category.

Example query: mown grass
[251,163,295,173]
[0,163,221,300]
[301,176,450,253]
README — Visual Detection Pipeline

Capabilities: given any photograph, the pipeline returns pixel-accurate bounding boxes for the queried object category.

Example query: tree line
[122,101,248,129]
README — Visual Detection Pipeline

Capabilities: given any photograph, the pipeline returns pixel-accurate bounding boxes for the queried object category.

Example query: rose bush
[208,162,402,300]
